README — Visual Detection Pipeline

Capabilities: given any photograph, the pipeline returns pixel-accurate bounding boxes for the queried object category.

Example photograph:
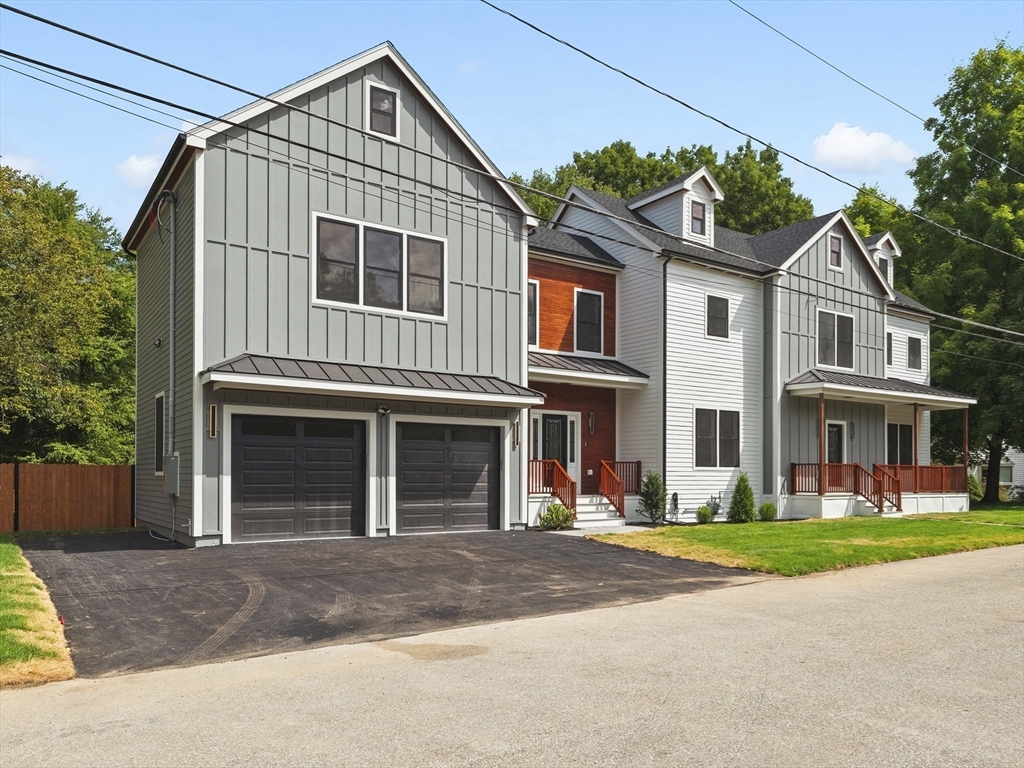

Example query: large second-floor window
[315,215,444,317]
[527,280,539,347]
[818,309,854,369]
[575,290,603,354]
[907,337,922,370]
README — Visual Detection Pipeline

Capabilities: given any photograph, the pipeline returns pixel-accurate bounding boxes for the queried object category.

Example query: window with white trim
[886,332,893,366]
[527,280,539,348]
[695,408,740,468]
[877,256,889,283]
[887,423,914,465]
[706,295,729,339]
[829,235,843,269]
[907,336,922,370]
[575,290,603,354]
[154,394,164,474]
[818,309,854,369]
[368,84,398,138]
[315,215,444,317]
[691,200,706,236]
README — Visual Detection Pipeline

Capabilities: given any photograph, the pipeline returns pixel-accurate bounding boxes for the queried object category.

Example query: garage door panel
[398,511,446,532]
[232,416,366,541]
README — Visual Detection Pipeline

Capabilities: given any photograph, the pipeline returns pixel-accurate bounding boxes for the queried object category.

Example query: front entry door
[542,415,568,469]
[826,422,845,464]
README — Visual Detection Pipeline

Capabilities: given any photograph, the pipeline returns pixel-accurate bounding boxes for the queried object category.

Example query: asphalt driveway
[21,530,765,678]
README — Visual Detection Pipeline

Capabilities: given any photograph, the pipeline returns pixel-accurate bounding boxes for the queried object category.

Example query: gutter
[122,133,193,254]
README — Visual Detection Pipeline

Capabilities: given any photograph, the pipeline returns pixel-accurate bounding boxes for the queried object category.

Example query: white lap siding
[665,260,762,513]
[885,312,931,465]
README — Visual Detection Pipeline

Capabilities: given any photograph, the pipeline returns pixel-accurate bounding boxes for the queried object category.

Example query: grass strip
[590,512,1024,577]
[0,534,74,687]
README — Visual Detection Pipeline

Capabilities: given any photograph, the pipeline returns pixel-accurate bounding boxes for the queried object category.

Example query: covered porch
[526,352,648,525]
[785,370,976,517]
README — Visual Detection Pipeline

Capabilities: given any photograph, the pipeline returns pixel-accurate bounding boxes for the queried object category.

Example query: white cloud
[1,153,55,176]
[115,153,161,189]
[812,122,915,172]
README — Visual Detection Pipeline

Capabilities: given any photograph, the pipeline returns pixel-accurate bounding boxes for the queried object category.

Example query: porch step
[573,515,627,529]
[574,495,625,528]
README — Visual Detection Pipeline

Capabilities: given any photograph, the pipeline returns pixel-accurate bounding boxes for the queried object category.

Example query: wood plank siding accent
[530,382,615,495]
[528,259,616,356]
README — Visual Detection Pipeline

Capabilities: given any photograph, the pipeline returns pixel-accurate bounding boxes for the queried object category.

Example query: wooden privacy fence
[0,463,135,533]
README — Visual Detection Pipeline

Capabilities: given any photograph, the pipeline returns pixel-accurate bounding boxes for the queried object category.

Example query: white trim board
[787,382,975,410]
[528,367,648,389]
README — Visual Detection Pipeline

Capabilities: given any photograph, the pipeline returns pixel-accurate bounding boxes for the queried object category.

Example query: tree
[512,140,814,233]
[727,472,756,523]
[636,470,667,524]
[0,165,135,463]
[871,43,1024,502]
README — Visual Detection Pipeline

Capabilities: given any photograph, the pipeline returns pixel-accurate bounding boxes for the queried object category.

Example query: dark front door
[827,422,845,464]
[231,416,366,542]
[542,415,568,468]
[395,423,500,534]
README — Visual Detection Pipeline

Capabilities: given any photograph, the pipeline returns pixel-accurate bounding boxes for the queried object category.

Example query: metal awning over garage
[786,369,976,410]
[202,354,545,408]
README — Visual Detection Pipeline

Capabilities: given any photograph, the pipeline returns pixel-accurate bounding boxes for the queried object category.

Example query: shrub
[1009,485,1024,502]
[967,473,983,502]
[637,470,667,525]
[695,505,714,524]
[999,485,1009,503]
[727,472,756,523]
[538,503,575,531]
[757,501,778,522]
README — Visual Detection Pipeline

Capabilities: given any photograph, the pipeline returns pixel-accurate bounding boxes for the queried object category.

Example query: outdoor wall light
[512,419,521,449]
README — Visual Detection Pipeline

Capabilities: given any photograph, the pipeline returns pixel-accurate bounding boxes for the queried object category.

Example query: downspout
[662,255,668,491]
[158,190,179,541]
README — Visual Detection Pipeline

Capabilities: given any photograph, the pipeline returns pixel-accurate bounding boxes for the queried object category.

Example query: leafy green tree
[0,165,135,463]
[894,43,1024,502]
[512,140,813,233]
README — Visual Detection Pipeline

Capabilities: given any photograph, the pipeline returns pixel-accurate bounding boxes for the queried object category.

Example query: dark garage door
[396,423,500,534]
[232,416,366,542]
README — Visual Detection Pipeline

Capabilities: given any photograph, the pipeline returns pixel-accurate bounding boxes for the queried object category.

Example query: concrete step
[574,509,622,521]
[573,516,628,529]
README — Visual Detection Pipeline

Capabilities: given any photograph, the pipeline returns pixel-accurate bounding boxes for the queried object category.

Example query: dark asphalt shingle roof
[862,232,888,248]
[745,212,840,267]
[528,228,622,268]
[787,369,971,400]
[528,351,648,379]
[627,169,703,205]
[890,289,934,316]
[205,354,543,399]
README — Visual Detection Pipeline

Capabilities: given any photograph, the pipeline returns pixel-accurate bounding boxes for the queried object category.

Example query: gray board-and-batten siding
[201,55,526,384]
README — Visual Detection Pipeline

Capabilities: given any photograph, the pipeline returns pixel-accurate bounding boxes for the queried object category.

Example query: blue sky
[1,0,1021,233]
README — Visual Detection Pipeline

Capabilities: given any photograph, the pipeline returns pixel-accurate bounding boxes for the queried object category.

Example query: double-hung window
[575,290,603,354]
[527,280,539,348]
[695,408,740,468]
[907,337,922,370]
[829,235,843,269]
[706,295,729,339]
[877,256,889,283]
[691,201,706,236]
[315,215,444,317]
[368,84,398,138]
[818,309,854,369]
[886,332,893,366]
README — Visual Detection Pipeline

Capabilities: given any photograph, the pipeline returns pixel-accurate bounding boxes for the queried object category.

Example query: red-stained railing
[853,464,883,512]
[873,464,902,511]
[825,463,856,493]
[876,465,967,494]
[528,458,577,514]
[528,458,554,495]
[600,461,625,518]
[605,460,642,494]
[551,461,577,515]
[792,463,820,494]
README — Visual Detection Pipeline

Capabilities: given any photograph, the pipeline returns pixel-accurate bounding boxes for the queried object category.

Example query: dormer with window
[627,166,725,248]
[862,231,901,286]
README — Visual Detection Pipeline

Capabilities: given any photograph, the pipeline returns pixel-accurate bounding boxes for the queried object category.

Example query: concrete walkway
[3,545,1022,767]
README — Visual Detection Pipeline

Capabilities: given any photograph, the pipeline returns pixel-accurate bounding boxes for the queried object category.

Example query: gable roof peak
[626,165,725,209]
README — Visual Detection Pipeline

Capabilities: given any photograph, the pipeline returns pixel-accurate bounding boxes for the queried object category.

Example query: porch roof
[786,369,976,410]
[201,354,545,407]
[528,351,649,389]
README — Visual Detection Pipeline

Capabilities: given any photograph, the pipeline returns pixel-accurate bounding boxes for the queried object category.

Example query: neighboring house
[971,446,1024,491]
[525,167,976,524]
[124,43,543,545]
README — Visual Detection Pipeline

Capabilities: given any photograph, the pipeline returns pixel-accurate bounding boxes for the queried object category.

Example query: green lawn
[590,506,1024,577]
[906,504,1024,526]
[0,534,74,686]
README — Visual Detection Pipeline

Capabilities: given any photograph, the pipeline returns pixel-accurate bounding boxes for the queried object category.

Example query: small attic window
[829,235,843,270]
[691,201,706,236]
[877,256,889,282]
[368,84,398,139]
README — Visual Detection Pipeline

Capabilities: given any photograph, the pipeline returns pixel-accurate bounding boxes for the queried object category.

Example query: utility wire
[478,0,1024,265]
[5,46,1023,349]
[726,0,1024,180]
[2,0,1022,267]
[932,349,1024,370]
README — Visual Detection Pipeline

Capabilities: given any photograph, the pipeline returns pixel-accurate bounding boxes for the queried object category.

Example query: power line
[932,323,1024,349]
[5,46,1023,351]
[932,348,1024,369]
[478,0,1024,266]
[726,0,1024,180]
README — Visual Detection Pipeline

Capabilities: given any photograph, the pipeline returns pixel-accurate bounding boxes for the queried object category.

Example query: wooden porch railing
[853,464,883,512]
[599,461,625,518]
[873,464,902,511]
[528,458,577,514]
[792,463,821,494]
[605,460,642,494]
[876,465,967,494]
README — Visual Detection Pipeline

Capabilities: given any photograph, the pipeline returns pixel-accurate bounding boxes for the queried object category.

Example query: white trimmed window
[818,309,854,369]
[527,280,539,348]
[706,295,729,339]
[829,235,843,270]
[367,83,399,140]
[886,332,893,366]
[877,256,889,283]
[695,408,740,468]
[691,201,706,236]
[907,336,922,370]
[314,214,444,317]
[574,289,603,354]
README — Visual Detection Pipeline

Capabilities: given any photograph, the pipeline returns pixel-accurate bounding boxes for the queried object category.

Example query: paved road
[3,545,1022,768]
[18,530,763,677]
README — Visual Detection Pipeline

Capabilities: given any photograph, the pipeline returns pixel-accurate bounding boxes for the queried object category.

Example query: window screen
[364,228,402,310]
[691,201,706,236]
[528,282,538,346]
[407,236,444,315]
[829,235,842,268]
[317,219,359,304]
[718,411,740,467]
[695,408,717,467]
[907,337,922,370]
[836,315,854,369]
[576,291,602,353]
[369,85,397,137]
[707,295,729,338]
[154,396,164,473]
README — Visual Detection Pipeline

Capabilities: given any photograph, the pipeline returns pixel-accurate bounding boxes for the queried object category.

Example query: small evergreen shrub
[757,501,778,522]
[727,472,756,523]
[538,503,575,531]
[967,473,983,502]
[637,470,667,525]
[695,505,714,524]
